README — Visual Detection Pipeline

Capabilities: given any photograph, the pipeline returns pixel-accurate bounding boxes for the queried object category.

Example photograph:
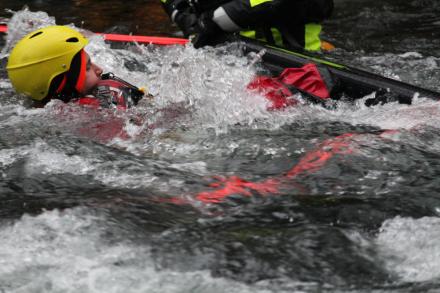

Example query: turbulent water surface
[1,1,440,292]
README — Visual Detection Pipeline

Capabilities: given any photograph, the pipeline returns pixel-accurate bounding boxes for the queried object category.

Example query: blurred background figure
[161,0,334,50]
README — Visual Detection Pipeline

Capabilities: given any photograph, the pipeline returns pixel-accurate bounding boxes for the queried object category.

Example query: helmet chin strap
[74,49,87,93]
[49,49,87,103]
[53,86,80,103]
[55,75,67,94]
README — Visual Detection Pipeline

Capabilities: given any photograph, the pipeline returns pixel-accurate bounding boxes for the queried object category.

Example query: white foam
[398,52,424,59]
[376,216,440,282]
[0,208,312,293]
[24,140,97,175]
[0,138,161,190]
[296,96,440,130]
[0,147,26,167]
[169,161,208,176]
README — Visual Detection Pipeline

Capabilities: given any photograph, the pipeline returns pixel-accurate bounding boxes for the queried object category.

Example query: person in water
[7,24,340,112]
[161,0,334,51]
[6,25,145,109]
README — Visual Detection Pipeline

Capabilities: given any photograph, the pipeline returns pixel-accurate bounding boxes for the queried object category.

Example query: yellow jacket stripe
[249,0,272,8]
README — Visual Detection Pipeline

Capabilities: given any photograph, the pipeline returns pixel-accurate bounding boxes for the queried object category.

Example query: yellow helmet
[6,25,89,101]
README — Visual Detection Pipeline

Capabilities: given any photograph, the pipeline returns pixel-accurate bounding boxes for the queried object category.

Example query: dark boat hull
[241,38,440,102]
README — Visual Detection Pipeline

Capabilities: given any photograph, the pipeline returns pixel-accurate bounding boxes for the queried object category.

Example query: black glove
[162,0,191,20]
[174,10,199,36]
[175,11,223,48]
[162,0,199,37]
[191,12,223,48]
[163,0,225,48]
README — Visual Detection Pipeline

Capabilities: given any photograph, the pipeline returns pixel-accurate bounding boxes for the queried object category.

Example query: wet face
[80,53,103,95]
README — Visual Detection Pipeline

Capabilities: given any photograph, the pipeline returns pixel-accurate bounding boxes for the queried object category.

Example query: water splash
[0,8,56,57]
[4,9,440,143]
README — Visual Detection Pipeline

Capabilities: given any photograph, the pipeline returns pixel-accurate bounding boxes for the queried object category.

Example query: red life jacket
[74,73,145,109]
[70,74,146,141]
[75,96,101,108]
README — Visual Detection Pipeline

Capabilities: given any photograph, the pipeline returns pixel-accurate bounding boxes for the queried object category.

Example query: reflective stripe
[249,0,272,7]
[171,10,179,22]
[240,28,282,46]
[270,28,283,47]
[240,30,257,39]
[304,23,322,51]
[241,24,323,51]
[213,7,242,32]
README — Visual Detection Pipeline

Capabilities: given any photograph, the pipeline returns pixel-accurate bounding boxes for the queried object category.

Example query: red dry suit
[76,73,145,109]
[72,73,146,141]
[247,63,336,110]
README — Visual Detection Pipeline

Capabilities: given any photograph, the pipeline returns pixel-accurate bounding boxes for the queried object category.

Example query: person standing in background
[160,0,334,51]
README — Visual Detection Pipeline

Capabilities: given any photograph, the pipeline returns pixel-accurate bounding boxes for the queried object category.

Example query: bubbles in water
[0,208,316,293]
[376,216,440,282]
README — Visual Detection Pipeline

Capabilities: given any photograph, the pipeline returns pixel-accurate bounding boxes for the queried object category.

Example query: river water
[0,1,440,292]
